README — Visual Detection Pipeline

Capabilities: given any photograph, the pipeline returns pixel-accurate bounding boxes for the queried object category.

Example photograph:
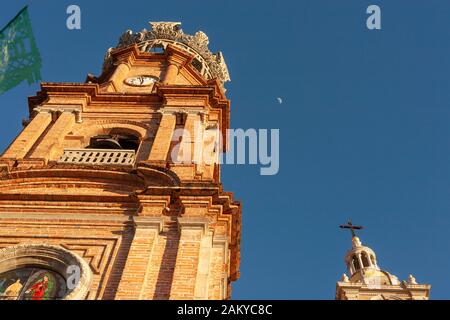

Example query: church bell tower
[0,22,241,300]
[336,222,430,300]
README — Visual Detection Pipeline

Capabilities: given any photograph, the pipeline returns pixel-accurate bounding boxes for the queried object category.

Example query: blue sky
[1,0,450,299]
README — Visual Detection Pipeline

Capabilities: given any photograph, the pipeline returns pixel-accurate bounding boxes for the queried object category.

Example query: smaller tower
[336,222,431,300]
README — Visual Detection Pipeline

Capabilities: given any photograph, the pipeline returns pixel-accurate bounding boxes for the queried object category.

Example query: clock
[124,75,158,86]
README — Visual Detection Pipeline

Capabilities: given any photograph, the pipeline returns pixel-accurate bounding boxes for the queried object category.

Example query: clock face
[124,75,158,86]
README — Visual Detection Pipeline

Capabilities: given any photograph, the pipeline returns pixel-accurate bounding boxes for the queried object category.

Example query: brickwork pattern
[0,43,241,300]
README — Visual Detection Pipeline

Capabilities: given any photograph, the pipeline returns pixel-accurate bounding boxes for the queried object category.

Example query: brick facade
[0,23,241,300]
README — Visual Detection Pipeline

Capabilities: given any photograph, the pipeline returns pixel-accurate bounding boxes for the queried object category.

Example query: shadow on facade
[102,228,134,300]
[153,220,180,299]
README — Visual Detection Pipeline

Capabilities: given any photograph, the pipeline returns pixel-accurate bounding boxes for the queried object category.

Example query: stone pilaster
[115,216,164,300]
[1,110,52,159]
[177,112,205,165]
[208,236,229,299]
[193,231,213,299]
[109,61,131,92]
[147,111,176,165]
[170,217,209,299]
[29,107,79,160]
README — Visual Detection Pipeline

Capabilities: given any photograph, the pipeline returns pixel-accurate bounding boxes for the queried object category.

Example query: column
[357,253,364,270]
[161,45,190,84]
[163,56,181,84]
[348,263,355,275]
[163,63,179,84]
[29,110,77,160]
[372,255,379,268]
[1,110,52,159]
[147,112,176,165]
[169,217,209,299]
[115,217,164,300]
[109,62,130,91]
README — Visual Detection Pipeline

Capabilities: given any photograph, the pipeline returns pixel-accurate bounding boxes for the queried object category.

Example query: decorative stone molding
[133,216,165,232]
[32,107,53,115]
[106,22,230,84]
[336,281,431,300]
[0,244,93,300]
[205,120,219,130]
[213,236,229,263]
[158,107,206,116]
[33,105,82,123]
[177,217,209,235]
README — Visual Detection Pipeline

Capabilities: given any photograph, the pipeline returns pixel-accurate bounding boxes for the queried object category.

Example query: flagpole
[0,6,29,35]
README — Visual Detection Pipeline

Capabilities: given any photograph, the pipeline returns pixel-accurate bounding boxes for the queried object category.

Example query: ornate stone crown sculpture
[103,22,230,84]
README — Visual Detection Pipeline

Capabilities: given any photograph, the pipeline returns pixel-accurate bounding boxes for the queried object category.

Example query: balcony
[58,149,136,166]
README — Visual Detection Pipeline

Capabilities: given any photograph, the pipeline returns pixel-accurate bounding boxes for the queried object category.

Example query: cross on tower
[339,221,363,238]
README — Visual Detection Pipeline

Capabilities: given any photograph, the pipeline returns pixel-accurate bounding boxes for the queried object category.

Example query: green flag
[0,6,42,94]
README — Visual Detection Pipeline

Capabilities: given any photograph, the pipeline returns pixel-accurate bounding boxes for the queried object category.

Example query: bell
[87,135,123,149]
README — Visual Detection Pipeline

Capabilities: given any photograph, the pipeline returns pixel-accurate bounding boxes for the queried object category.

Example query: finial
[352,236,362,248]
[408,274,417,285]
[341,273,350,282]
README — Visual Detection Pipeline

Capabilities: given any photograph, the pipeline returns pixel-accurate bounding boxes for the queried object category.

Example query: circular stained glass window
[0,267,67,300]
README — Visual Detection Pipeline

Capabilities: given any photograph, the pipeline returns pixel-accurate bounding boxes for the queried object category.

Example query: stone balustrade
[58,148,135,166]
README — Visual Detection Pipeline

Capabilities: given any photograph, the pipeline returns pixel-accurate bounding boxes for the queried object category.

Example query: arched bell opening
[352,255,361,272]
[86,134,140,152]
[361,252,371,268]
